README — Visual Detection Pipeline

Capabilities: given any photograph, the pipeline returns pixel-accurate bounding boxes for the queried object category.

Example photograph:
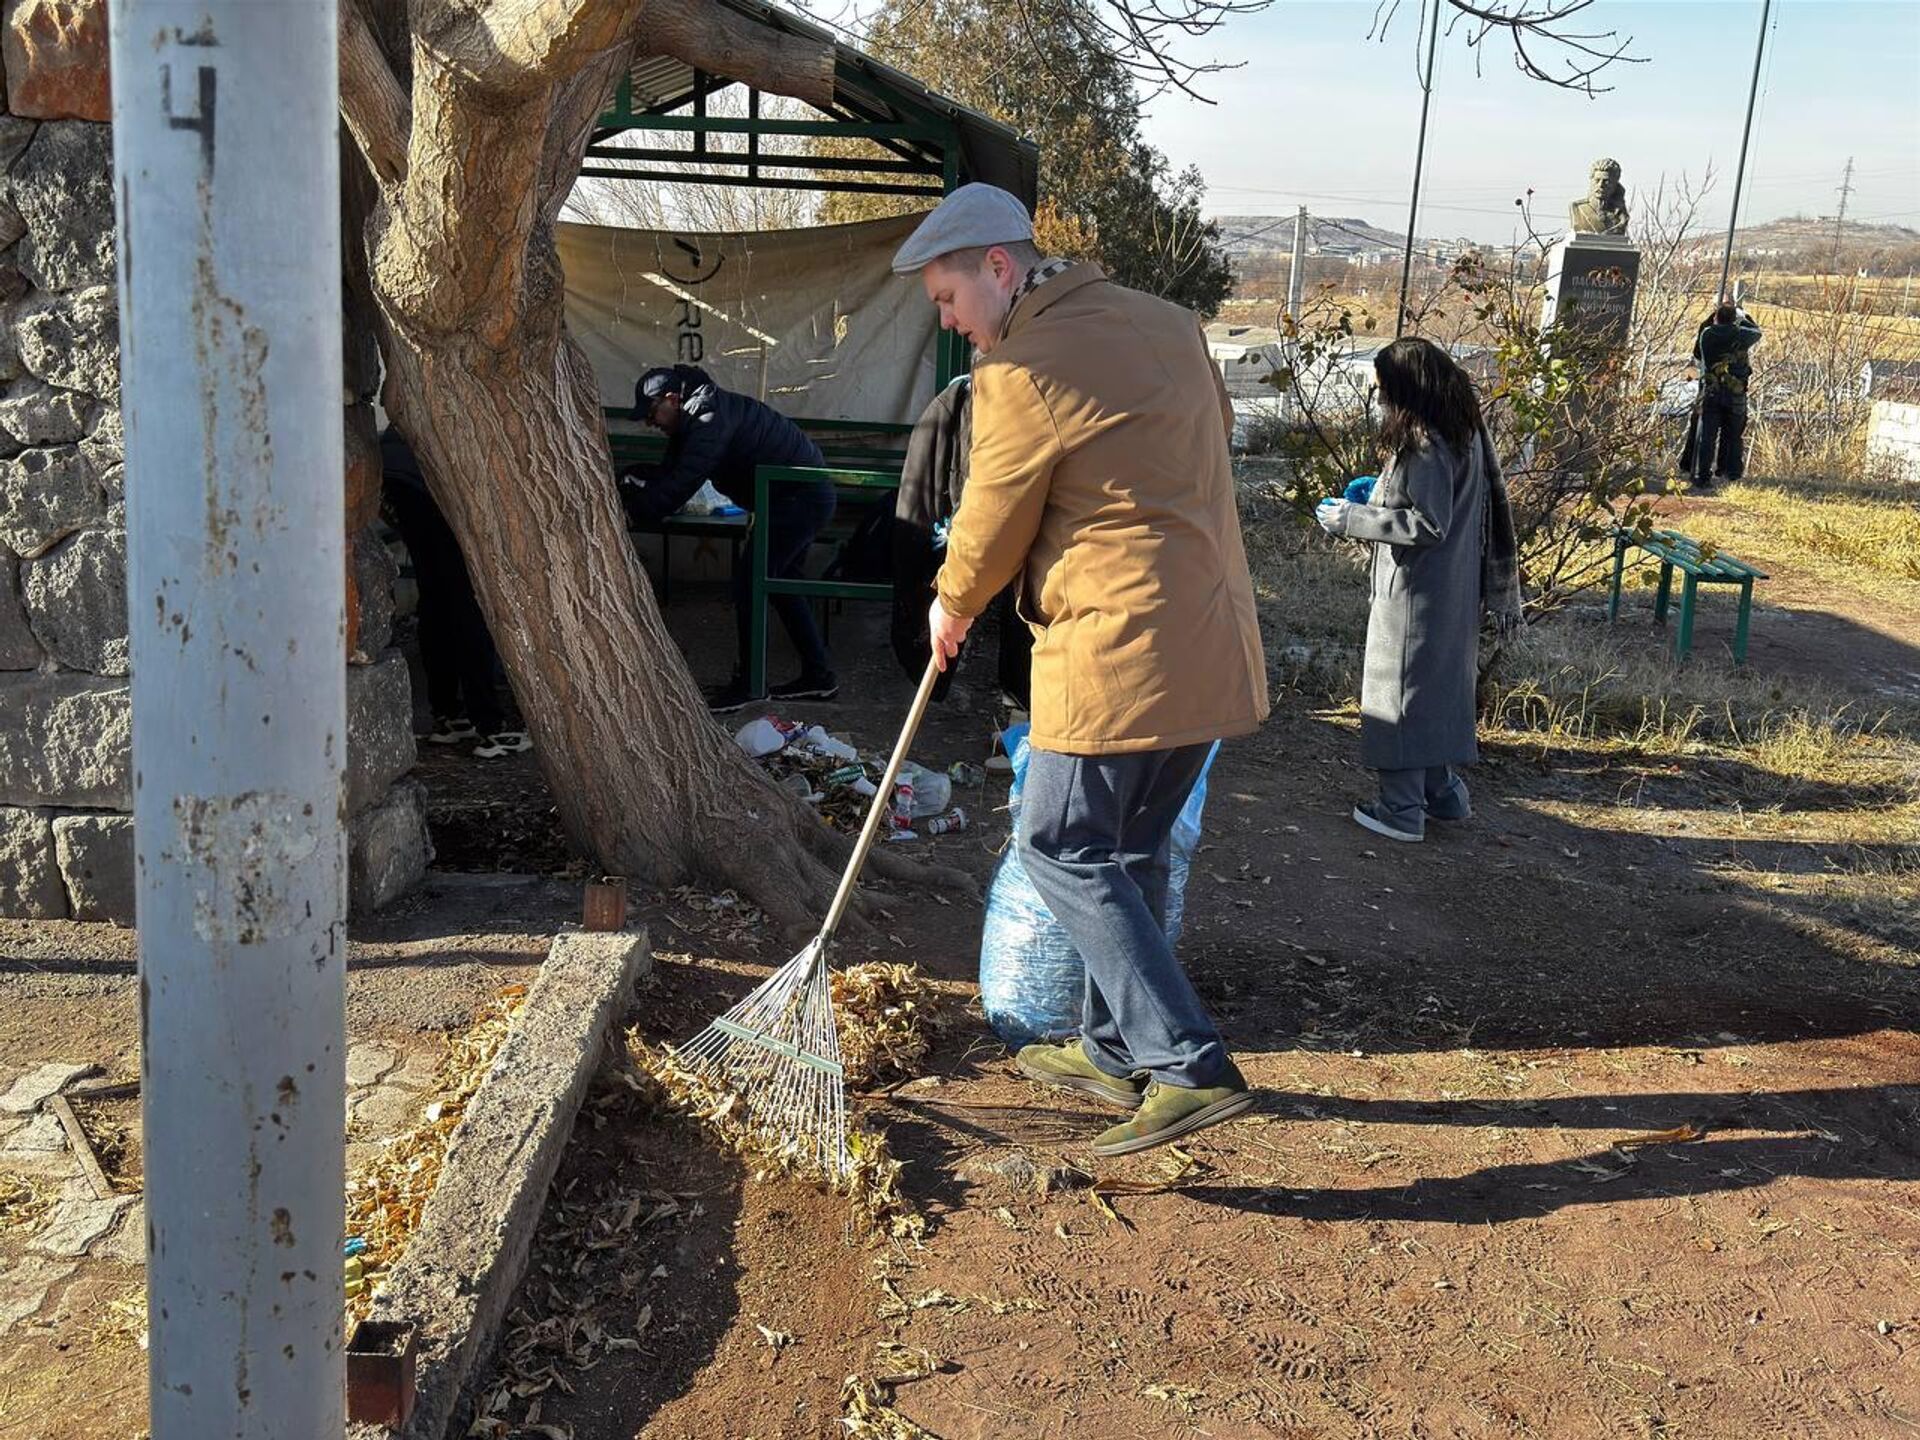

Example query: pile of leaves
[629,1032,925,1243]
[831,962,943,1090]
[343,982,529,1320]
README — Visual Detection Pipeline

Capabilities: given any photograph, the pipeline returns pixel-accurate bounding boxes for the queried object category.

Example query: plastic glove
[1343,475,1378,504]
[1314,498,1350,536]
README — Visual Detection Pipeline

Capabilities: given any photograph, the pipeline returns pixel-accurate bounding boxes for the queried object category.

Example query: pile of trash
[734,715,974,841]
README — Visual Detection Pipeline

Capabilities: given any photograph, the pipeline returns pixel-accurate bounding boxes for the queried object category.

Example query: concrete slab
[0,1255,75,1336]
[349,927,649,1440]
[0,1060,98,1114]
[95,1199,144,1265]
[2,1109,68,1154]
[28,1190,137,1257]
[349,1082,426,1136]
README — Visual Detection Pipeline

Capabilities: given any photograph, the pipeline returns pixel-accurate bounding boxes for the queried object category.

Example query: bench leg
[1733,577,1754,665]
[1654,562,1674,624]
[748,497,770,698]
[1675,573,1698,660]
[1608,535,1628,623]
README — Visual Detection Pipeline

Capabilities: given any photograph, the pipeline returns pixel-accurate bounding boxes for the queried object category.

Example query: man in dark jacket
[1691,302,1762,493]
[621,365,838,711]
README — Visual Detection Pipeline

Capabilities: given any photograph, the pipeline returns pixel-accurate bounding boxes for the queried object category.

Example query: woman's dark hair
[1374,336,1486,453]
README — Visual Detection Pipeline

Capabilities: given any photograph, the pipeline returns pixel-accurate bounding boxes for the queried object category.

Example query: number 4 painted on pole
[161,63,217,172]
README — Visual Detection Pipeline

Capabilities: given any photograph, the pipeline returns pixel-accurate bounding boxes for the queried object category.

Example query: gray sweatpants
[1017,743,1227,1089]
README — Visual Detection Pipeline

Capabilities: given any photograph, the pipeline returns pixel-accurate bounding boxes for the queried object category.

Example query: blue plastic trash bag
[978,726,1219,1048]
[1343,474,1378,504]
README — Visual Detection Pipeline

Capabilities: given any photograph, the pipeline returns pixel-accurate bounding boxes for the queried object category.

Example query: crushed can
[825,763,865,788]
[926,807,968,836]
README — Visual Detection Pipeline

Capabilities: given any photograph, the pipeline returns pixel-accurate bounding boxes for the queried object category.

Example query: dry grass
[1692,477,1920,602]
[832,962,944,1091]
[0,1172,53,1234]
[343,982,530,1319]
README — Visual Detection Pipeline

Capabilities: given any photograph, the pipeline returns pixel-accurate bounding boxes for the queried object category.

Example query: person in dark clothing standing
[1691,302,1763,493]
[380,429,528,758]
[620,365,838,713]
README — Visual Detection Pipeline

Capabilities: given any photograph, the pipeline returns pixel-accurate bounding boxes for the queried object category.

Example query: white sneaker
[474,730,532,759]
[426,715,477,745]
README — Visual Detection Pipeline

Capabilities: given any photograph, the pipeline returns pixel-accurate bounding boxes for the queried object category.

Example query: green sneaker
[1090,1063,1256,1157]
[1015,1040,1146,1110]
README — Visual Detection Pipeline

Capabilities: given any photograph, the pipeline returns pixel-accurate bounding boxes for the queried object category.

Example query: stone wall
[1867,400,1920,484]
[0,0,430,923]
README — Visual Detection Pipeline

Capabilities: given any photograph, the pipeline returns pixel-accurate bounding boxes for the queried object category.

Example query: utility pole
[1831,155,1855,274]
[1287,206,1307,322]
[1717,0,1772,304]
[109,1,347,1436]
[1395,0,1441,338]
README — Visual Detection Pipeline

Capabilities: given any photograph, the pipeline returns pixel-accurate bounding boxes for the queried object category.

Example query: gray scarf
[1479,426,1525,639]
[998,258,1072,342]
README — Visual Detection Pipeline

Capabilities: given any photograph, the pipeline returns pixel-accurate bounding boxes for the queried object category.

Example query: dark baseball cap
[634,367,683,419]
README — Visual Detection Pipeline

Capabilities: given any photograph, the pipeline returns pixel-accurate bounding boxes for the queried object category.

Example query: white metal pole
[110,1,346,1435]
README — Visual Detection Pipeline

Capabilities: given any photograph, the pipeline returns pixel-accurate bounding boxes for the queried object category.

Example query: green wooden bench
[1608,526,1768,664]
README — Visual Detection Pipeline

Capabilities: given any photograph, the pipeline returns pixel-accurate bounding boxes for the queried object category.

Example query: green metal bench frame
[1608,526,1768,664]
[747,462,904,695]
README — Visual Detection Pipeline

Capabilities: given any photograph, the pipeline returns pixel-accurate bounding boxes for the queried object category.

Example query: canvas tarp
[556,213,940,425]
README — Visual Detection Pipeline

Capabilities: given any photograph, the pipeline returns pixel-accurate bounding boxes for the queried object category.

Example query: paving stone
[6,119,113,289]
[383,1048,442,1092]
[344,1044,396,1089]
[0,1255,75,1336]
[348,1083,426,1137]
[0,1059,96,1114]
[94,1198,144,1265]
[28,1189,136,1256]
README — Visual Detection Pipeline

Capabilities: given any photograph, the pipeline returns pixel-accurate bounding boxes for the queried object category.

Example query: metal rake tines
[672,940,850,1179]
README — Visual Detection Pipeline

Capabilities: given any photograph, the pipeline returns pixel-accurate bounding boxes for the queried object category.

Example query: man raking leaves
[895,185,1271,1157]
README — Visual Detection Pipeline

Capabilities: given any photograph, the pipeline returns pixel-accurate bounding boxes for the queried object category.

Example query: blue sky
[1138,0,1920,242]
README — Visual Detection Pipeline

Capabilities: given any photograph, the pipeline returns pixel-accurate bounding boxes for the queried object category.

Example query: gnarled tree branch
[340,0,411,186]
[640,0,838,110]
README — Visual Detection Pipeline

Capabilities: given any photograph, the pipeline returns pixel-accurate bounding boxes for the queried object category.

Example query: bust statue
[1568,158,1629,236]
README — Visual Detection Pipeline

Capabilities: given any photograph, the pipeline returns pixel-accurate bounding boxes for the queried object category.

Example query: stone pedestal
[1541,231,1642,471]
[1542,231,1641,348]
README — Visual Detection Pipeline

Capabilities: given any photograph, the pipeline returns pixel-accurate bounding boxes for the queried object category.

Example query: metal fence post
[110,0,347,1434]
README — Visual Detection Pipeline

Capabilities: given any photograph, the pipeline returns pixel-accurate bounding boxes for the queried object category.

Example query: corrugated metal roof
[617,0,1038,206]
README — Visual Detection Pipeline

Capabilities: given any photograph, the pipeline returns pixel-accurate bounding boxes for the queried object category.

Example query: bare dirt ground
[466,577,1920,1439]
[4,530,1915,1439]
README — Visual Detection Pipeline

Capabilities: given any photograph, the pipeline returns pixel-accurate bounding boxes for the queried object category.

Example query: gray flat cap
[892,183,1034,274]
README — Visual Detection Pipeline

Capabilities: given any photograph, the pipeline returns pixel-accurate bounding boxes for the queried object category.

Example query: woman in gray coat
[1316,338,1523,842]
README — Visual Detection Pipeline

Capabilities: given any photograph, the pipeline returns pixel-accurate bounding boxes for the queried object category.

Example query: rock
[0,806,64,917]
[0,116,37,172]
[21,524,124,673]
[14,284,116,400]
[95,460,119,502]
[348,778,431,915]
[28,1191,137,1258]
[78,403,118,469]
[0,1108,65,1151]
[50,812,130,923]
[345,1044,397,1090]
[0,552,40,668]
[0,1256,75,1336]
[0,262,28,306]
[0,1059,95,1113]
[0,318,21,385]
[344,402,382,531]
[7,120,113,290]
[347,650,416,816]
[348,527,396,662]
[0,443,95,558]
[0,192,22,251]
[0,671,129,808]
[1,0,110,122]
[0,381,87,445]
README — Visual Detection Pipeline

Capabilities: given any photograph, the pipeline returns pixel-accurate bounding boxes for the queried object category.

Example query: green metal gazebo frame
[581,1,1039,694]
[584,0,1039,390]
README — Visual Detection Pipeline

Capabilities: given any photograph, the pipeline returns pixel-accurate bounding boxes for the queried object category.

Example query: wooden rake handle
[818,655,945,945]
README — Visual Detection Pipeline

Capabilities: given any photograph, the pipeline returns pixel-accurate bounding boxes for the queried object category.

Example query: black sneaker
[705,677,764,714]
[769,670,840,703]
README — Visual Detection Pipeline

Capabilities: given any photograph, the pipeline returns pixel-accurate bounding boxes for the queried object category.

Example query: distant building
[1860,358,1920,403]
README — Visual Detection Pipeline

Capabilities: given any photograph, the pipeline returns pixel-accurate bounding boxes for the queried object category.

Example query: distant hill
[1213,213,1483,266]
[1709,215,1920,264]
